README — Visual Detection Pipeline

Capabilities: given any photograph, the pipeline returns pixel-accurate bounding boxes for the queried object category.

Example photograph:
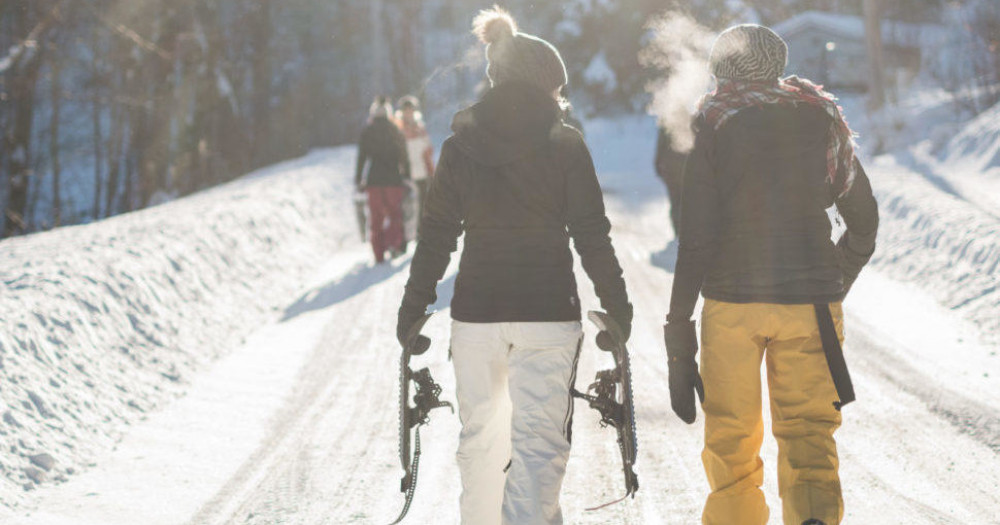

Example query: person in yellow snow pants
[699,300,844,525]
[660,23,880,525]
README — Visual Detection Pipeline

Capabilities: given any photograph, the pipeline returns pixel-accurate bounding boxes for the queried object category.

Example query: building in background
[773,10,944,92]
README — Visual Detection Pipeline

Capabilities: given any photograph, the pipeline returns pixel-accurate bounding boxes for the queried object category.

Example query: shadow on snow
[649,238,679,274]
[281,260,407,321]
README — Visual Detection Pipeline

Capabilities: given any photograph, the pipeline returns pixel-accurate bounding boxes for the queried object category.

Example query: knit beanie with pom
[369,95,392,119]
[472,6,568,92]
[709,24,788,82]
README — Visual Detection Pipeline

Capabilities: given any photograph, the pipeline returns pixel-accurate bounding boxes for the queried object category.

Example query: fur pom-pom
[472,5,517,45]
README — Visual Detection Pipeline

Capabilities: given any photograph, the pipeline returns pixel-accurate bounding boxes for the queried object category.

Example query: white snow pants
[450,320,583,525]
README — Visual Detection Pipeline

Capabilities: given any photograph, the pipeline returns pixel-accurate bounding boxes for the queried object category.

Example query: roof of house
[772,10,946,48]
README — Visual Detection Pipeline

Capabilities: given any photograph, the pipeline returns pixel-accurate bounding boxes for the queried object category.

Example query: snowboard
[572,310,640,508]
[353,191,367,242]
[401,180,419,245]
[391,313,452,524]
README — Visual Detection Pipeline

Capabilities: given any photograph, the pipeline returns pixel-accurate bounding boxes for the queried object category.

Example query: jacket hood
[451,82,561,167]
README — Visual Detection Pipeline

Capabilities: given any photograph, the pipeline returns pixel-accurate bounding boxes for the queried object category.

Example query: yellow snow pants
[700,299,845,525]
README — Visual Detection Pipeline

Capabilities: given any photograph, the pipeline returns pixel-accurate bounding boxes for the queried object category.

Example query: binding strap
[814,303,855,410]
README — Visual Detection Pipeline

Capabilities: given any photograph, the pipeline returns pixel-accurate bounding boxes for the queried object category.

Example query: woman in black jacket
[396,8,631,524]
[662,25,879,525]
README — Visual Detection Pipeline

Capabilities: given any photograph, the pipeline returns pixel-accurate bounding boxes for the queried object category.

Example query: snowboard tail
[572,310,639,508]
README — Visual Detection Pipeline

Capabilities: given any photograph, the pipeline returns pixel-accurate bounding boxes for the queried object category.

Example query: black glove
[612,303,634,341]
[596,305,633,351]
[664,319,705,424]
[596,306,632,352]
[397,305,430,355]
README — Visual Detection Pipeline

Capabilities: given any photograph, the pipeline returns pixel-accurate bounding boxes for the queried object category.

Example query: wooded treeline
[0,0,985,239]
[0,0,422,237]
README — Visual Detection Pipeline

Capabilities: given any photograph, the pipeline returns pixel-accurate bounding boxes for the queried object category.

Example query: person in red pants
[356,95,411,263]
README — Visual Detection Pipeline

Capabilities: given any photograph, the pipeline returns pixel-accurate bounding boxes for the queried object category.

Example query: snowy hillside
[934,101,1000,209]
[0,149,356,507]
[839,92,1000,343]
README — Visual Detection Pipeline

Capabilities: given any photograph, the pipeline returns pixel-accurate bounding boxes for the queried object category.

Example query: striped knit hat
[472,6,568,92]
[709,24,788,82]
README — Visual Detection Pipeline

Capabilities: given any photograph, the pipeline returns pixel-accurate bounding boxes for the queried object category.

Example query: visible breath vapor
[641,13,716,154]
[420,45,484,97]
[412,44,484,134]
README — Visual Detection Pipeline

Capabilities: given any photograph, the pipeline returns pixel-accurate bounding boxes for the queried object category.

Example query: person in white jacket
[397,95,435,236]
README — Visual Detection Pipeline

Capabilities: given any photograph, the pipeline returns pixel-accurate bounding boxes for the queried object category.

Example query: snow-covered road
[6,118,1000,524]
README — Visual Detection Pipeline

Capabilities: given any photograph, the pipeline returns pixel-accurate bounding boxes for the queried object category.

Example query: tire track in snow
[848,320,1000,454]
[188,259,423,524]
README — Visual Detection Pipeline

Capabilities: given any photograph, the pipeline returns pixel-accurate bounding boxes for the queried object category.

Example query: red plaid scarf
[697,76,858,198]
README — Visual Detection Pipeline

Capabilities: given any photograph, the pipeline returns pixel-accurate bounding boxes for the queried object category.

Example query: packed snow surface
[2,98,999,523]
[0,150,355,506]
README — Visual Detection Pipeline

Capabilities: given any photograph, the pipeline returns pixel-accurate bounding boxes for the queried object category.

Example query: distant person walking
[654,126,687,235]
[356,96,411,263]
[396,95,436,231]
[397,7,631,524]
[663,25,879,525]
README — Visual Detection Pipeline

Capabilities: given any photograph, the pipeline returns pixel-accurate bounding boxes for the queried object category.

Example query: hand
[663,319,705,424]
[611,304,634,342]
[397,305,430,355]
[834,231,874,297]
[594,305,633,350]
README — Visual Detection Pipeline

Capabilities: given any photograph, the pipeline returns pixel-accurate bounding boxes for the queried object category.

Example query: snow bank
[0,148,356,507]
[933,102,1000,210]
[839,92,1000,344]
[863,155,1000,341]
[942,102,1000,174]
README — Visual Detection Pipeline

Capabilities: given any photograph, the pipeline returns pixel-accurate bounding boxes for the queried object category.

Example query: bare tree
[142,3,181,206]
[249,0,272,168]
[3,1,62,237]
[863,0,887,111]
[49,46,61,226]
[91,28,105,220]
[369,0,389,95]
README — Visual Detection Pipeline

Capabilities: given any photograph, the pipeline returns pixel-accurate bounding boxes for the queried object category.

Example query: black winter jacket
[655,128,687,186]
[355,116,410,188]
[401,82,631,324]
[667,104,879,323]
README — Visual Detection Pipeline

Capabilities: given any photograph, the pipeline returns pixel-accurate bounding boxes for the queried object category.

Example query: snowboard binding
[572,310,639,510]
[390,313,453,525]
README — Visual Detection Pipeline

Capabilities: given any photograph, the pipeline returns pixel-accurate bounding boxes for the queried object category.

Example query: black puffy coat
[355,116,410,188]
[668,104,879,322]
[401,82,631,325]
[655,127,688,232]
